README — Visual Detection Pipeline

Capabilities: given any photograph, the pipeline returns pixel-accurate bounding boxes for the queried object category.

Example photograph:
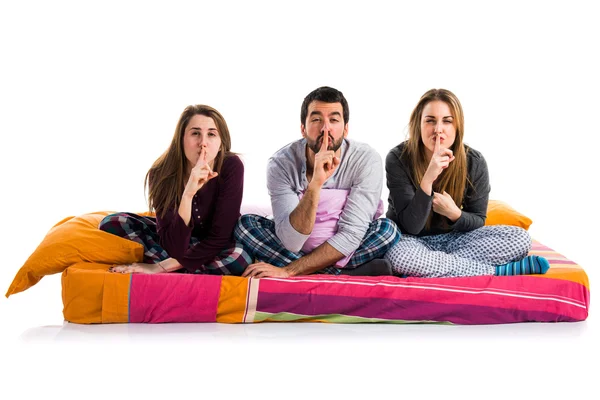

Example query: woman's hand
[432,191,462,222]
[109,262,165,274]
[183,146,218,198]
[422,134,455,192]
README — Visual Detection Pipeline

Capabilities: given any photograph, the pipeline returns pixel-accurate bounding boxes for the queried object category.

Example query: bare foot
[108,262,163,274]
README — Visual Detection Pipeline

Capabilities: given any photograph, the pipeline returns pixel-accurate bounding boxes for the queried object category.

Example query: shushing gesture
[310,133,340,187]
[183,146,218,197]
[423,134,455,184]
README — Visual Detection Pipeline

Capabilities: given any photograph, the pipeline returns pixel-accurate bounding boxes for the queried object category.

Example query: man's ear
[343,123,349,138]
[301,124,306,137]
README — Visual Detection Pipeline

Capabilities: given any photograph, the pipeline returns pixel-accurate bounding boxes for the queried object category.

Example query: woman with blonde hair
[384,89,549,277]
[100,104,251,275]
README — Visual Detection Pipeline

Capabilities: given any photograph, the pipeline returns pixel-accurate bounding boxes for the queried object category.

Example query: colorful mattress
[61,240,590,324]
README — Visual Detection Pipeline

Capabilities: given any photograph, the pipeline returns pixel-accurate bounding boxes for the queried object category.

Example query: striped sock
[495,255,550,276]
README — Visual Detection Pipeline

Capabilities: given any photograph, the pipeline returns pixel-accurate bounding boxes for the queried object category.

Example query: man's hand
[242,262,292,278]
[310,133,340,187]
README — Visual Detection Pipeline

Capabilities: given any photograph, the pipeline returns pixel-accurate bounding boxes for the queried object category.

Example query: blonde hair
[145,105,233,218]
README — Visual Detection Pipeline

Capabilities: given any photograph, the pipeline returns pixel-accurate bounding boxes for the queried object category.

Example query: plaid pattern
[99,212,251,275]
[201,243,253,276]
[234,214,400,275]
[99,213,168,262]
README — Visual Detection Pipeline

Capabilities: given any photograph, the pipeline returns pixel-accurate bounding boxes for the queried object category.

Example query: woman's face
[183,114,222,171]
[420,100,456,156]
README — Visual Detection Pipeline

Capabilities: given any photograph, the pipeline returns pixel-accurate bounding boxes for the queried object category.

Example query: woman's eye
[208,132,217,137]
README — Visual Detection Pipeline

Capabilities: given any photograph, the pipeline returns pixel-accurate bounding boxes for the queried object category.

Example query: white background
[1,1,598,398]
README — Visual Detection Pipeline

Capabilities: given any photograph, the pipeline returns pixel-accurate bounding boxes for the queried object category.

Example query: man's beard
[306,134,343,154]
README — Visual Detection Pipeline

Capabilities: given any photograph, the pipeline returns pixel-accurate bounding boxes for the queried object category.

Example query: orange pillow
[5,211,144,298]
[485,200,532,230]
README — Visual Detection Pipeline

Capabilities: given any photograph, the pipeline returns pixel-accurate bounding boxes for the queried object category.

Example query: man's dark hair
[300,86,349,125]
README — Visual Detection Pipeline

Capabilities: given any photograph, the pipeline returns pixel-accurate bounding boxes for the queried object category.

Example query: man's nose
[321,120,331,133]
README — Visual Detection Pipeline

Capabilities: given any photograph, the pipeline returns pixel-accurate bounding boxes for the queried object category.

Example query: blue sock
[495,255,550,276]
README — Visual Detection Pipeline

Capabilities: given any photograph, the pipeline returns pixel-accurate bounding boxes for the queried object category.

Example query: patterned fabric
[234,214,400,274]
[99,212,251,275]
[386,141,490,235]
[100,212,169,263]
[62,240,590,325]
[384,225,531,278]
[495,255,550,276]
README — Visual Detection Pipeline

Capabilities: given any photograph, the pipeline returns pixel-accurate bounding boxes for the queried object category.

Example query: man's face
[301,101,348,154]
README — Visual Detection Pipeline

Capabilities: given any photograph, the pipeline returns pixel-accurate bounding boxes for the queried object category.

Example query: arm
[155,147,220,260]
[243,241,344,278]
[288,181,320,235]
[179,146,219,225]
[179,156,244,272]
[155,207,194,264]
[155,156,243,272]
[451,150,490,232]
[245,145,384,278]
[267,157,312,252]
[327,146,383,256]
[268,135,340,252]
[285,242,344,275]
[385,150,433,235]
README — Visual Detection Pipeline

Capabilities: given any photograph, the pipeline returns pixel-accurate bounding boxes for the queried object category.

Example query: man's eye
[331,119,339,123]
[312,118,321,122]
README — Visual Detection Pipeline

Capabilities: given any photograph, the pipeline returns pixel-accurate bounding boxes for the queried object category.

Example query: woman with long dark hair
[101,105,251,275]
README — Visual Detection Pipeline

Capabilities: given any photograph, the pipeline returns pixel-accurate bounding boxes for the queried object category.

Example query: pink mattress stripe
[129,274,222,323]
[257,275,588,311]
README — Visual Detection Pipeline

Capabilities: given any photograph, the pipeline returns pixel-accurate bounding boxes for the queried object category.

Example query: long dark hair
[145,105,233,217]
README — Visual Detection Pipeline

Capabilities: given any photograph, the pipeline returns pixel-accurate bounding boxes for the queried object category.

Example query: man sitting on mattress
[235,86,400,278]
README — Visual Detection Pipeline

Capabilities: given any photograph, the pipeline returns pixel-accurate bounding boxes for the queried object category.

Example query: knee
[238,214,268,229]
[98,212,129,231]
[234,214,271,240]
[233,217,249,241]
[377,218,402,244]
[384,238,410,262]
[383,240,414,272]
[502,225,532,253]
[514,226,532,251]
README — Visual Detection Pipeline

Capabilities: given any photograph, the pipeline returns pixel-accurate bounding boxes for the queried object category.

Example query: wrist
[182,191,195,202]
[283,265,297,277]
[420,179,433,196]
[307,179,323,192]
[156,260,168,273]
[159,258,182,272]
[449,208,462,222]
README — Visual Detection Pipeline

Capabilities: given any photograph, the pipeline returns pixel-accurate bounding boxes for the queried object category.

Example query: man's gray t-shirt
[267,138,383,256]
